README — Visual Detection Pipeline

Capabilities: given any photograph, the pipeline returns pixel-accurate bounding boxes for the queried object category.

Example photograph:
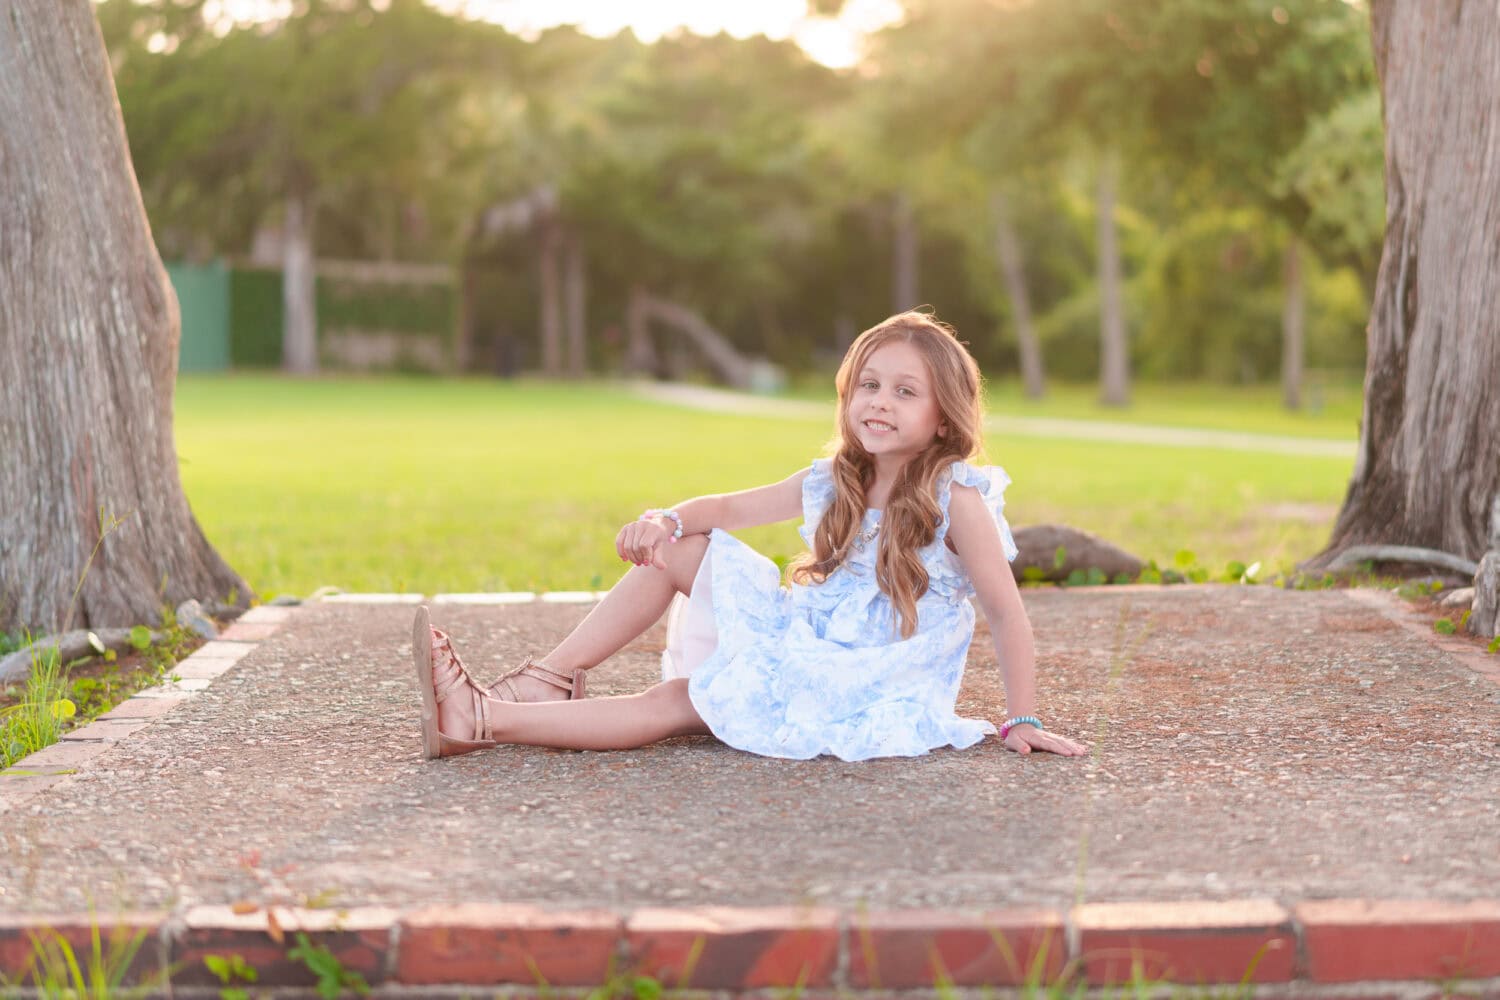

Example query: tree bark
[991,190,1045,400]
[1281,234,1305,411]
[282,187,318,374]
[456,261,477,372]
[1307,3,1500,569]
[0,1,250,631]
[892,190,919,313]
[563,234,586,378]
[1096,150,1130,407]
[625,286,657,376]
[538,219,563,375]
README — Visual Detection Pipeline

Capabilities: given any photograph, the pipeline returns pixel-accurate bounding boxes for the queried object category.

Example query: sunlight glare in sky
[431,0,904,68]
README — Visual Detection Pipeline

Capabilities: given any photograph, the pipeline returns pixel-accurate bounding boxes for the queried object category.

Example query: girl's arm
[619,468,810,567]
[947,484,1088,757]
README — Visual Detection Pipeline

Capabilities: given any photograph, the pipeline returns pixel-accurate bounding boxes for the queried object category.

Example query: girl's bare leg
[509,533,709,700]
[439,675,711,751]
[496,678,709,750]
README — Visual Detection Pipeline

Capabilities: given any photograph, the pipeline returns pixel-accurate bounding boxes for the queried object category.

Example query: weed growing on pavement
[0,644,75,768]
[203,953,259,1000]
[0,509,135,767]
[0,918,165,1000]
[1073,602,1153,908]
[287,932,369,999]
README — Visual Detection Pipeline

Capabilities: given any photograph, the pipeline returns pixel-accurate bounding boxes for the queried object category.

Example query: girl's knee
[664,532,709,592]
[652,678,705,732]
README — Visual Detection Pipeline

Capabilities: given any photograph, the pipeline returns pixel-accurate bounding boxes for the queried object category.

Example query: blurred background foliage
[98,0,1381,400]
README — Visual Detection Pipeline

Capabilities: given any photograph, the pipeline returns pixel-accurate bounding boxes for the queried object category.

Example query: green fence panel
[226,265,456,370]
[166,261,230,372]
[228,267,285,368]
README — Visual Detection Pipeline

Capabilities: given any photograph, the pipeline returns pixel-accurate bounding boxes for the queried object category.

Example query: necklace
[851,520,880,551]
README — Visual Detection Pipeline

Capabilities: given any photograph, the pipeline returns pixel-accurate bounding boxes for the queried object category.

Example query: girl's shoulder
[801,457,836,521]
[935,460,1018,562]
[938,460,1013,506]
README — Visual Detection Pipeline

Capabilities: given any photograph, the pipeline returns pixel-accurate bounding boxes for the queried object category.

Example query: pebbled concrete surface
[1,585,1497,917]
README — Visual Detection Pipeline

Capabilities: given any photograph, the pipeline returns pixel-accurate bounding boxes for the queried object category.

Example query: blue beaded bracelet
[641,508,683,542]
[1000,715,1044,740]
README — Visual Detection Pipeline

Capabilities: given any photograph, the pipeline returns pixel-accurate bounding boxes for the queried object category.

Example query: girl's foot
[487,657,587,703]
[412,607,499,759]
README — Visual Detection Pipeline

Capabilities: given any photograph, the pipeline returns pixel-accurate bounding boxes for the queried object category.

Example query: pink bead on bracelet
[641,508,683,542]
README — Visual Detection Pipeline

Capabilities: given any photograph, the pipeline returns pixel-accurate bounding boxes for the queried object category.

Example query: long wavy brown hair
[789,311,984,638]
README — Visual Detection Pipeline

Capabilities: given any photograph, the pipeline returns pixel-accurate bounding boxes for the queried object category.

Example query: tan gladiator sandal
[412,605,499,760]
[486,656,587,702]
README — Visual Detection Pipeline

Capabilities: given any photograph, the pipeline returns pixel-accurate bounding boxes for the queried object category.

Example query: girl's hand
[616,517,672,570]
[1003,724,1089,757]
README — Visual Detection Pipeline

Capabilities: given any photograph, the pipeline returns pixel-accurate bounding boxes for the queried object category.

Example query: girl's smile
[848,341,945,464]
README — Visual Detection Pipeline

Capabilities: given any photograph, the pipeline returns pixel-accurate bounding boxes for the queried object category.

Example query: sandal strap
[499,657,576,692]
[471,685,493,743]
[432,630,477,680]
[433,661,468,703]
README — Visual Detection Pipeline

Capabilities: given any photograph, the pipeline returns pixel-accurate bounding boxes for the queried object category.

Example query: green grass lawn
[175,375,1356,598]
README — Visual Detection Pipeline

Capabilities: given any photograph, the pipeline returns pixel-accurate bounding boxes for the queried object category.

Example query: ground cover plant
[0,613,206,768]
[175,375,1357,597]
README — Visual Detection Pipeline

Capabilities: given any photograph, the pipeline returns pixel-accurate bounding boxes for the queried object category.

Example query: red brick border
[1298,899,1500,982]
[0,899,1496,992]
[396,903,622,986]
[846,908,1067,987]
[1075,899,1297,984]
[625,906,840,989]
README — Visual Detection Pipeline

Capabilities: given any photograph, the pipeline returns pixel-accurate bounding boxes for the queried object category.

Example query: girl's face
[846,340,945,467]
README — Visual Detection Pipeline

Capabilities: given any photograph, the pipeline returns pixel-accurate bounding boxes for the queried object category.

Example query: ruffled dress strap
[798,457,836,546]
[935,460,1019,562]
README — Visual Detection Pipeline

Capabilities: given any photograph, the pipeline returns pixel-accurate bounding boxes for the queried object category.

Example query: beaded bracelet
[999,715,1044,740]
[641,508,683,543]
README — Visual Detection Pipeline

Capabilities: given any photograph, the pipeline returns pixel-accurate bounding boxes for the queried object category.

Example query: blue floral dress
[661,459,1020,761]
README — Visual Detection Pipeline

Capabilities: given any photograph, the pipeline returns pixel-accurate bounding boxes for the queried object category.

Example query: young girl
[413,311,1087,761]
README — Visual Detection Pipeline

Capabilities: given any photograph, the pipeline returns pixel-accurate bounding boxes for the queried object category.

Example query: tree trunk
[282,188,318,374]
[0,1,249,632]
[1281,234,1305,411]
[892,190,919,313]
[538,220,563,375]
[1096,150,1130,407]
[625,286,656,376]
[456,261,477,372]
[563,234,586,378]
[991,190,1046,400]
[1307,3,1500,569]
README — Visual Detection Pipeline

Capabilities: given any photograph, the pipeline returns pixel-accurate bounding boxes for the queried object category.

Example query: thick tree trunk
[563,235,586,378]
[538,220,563,375]
[991,190,1045,400]
[1096,150,1130,407]
[1281,234,1305,411]
[282,188,318,374]
[892,190,919,313]
[0,1,250,631]
[1307,3,1500,570]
